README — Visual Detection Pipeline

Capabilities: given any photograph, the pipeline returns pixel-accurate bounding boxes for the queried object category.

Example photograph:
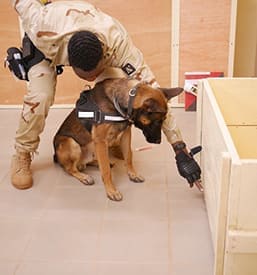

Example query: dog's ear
[159,87,184,100]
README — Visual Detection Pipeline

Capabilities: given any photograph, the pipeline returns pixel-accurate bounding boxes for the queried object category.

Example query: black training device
[5,33,63,81]
[5,47,28,80]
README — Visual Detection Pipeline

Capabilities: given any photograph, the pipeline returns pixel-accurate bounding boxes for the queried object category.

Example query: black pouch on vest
[5,47,28,80]
[22,34,45,71]
[22,34,64,75]
[5,34,45,81]
[6,33,64,81]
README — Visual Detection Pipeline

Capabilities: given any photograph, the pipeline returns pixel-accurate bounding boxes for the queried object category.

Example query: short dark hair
[68,31,103,71]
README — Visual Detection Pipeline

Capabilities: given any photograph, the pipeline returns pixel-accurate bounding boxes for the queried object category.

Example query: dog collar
[113,83,140,122]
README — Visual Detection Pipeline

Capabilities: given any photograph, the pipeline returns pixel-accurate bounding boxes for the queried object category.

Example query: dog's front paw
[80,174,95,185]
[128,173,145,183]
[107,189,123,201]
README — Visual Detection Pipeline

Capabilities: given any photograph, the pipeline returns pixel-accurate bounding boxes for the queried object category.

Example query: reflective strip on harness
[104,115,127,121]
[78,111,94,118]
[78,111,127,122]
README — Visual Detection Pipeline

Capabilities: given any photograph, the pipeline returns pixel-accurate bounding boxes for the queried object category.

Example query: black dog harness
[76,84,139,124]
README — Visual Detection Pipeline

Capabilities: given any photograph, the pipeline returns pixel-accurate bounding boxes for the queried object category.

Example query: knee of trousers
[23,92,54,118]
[36,92,54,113]
[15,113,46,152]
[26,63,57,116]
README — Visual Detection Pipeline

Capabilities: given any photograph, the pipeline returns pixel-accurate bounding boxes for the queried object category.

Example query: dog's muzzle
[135,121,162,144]
[143,127,162,144]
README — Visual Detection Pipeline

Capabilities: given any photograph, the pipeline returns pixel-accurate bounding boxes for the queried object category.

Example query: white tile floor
[0,107,214,275]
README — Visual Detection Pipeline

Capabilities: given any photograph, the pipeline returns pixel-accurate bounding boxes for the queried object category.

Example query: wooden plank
[199,78,257,275]
[237,162,257,229]
[0,0,171,104]
[214,152,231,275]
[227,230,257,253]
[85,0,172,88]
[200,80,233,246]
[179,0,231,88]
[196,80,204,145]
[208,78,257,125]
[170,0,180,106]
[228,0,238,77]
[224,253,257,275]
[228,126,257,159]
[203,80,239,161]
[171,0,180,87]
[0,2,26,104]
[234,0,257,77]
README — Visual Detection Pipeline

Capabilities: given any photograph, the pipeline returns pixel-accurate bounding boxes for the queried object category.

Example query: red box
[184,72,224,111]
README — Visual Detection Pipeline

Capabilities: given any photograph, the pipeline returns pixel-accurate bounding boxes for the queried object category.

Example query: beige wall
[0,0,233,105]
[0,2,26,104]
[233,0,257,77]
[0,0,171,105]
[179,0,231,84]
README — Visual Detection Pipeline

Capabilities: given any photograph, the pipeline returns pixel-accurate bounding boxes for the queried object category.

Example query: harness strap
[77,110,127,122]
[76,91,127,124]
[76,83,142,124]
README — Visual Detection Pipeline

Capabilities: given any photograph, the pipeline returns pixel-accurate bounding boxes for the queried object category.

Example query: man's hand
[175,146,203,191]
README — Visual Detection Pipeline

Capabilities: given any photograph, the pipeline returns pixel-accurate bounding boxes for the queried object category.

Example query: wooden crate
[197,78,257,275]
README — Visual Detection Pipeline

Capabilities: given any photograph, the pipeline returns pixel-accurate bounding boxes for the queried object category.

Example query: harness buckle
[94,110,104,124]
[129,87,137,97]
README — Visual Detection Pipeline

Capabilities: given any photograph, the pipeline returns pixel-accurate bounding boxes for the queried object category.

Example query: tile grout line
[12,169,62,272]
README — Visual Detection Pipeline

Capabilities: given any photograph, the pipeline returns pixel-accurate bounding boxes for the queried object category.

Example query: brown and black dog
[53,78,182,201]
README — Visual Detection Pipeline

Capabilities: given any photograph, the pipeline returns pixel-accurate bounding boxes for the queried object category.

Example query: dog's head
[131,84,183,144]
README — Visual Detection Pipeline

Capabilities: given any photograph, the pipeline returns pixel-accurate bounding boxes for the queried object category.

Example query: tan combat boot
[11,149,33,189]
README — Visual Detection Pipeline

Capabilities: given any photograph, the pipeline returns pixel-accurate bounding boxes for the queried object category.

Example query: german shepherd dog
[53,78,182,201]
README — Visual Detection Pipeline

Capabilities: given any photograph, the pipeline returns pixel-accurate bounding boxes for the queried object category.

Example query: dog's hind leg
[56,137,95,185]
[120,127,145,183]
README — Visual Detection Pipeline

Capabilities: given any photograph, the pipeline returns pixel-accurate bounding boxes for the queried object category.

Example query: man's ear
[159,87,184,100]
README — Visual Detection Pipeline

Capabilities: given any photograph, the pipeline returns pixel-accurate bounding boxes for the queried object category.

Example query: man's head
[68,31,104,81]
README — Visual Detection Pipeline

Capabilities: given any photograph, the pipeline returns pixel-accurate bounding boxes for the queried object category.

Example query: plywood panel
[0,2,26,104]
[208,78,257,125]
[92,0,171,87]
[200,81,230,246]
[199,78,257,275]
[178,0,231,103]
[237,163,257,229]
[234,0,257,77]
[227,230,257,253]
[214,152,231,275]
[208,77,257,156]
[225,254,257,275]
[0,0,171,105]
[228,126,257,159]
